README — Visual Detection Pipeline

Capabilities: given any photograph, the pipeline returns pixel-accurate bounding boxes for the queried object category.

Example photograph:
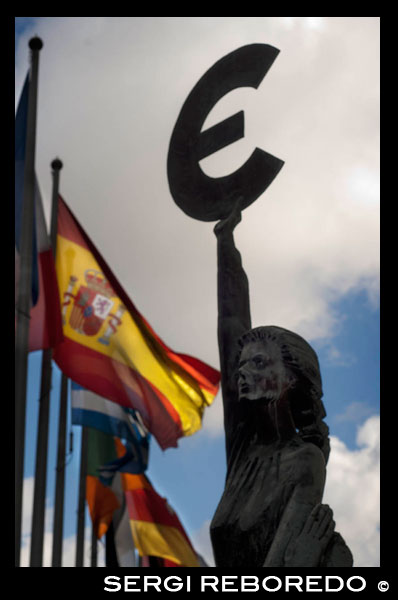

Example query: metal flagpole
[29,346,52,566]
[105,522,119,567]
[15,36,43,567]
[30,158,63,566]
[51,371,69,566]
[75,426,89,567]
[91,522,98,567]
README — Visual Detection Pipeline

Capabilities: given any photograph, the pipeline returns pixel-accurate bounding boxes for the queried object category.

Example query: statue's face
[238,339,295,402]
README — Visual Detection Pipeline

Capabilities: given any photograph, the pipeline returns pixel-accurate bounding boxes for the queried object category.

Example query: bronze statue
[167,43,353,567]
[209,203,353,567]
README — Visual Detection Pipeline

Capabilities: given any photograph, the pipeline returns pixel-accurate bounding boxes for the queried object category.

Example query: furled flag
[86,429,137,566]
[15,74,38,306]
[86,428,120,540]
[15,74,63,350]
[53,196,220,449]
[122,470,200,567]
[105,514,137,567]
[27,181,64,351]
[71,381,150,475]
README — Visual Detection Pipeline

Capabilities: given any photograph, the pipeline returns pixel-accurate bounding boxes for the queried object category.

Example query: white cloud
[193,415,380,567]
[14,17,379,369]
[21,476,35,554]
[201,392,224,437]
[21,525,106,567]
[323,343,357,368]
[346,166,380,207]
[192,519,216,567]
[21,476,105,567]
[324,415,380,567]
[282,17,326,33]
[333,401,374,424]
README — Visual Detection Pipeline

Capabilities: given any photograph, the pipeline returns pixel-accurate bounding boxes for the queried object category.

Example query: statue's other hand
[284,504,335,567]
[213,198,243,237]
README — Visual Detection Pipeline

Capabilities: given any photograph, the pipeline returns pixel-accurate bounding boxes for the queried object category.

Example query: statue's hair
[238,325,330,463]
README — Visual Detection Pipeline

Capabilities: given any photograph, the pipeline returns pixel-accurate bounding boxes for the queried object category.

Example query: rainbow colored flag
[53,196,219,449]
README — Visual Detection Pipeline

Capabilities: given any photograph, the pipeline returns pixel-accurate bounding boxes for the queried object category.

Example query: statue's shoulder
[283,438,326,472]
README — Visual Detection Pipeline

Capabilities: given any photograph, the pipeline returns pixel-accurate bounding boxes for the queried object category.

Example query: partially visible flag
[121,470,200,567]
[86,429,137,566]
[53,195,220,449]
[28,180,64,350]
[97,440,148,487]
[105,473,138,567]
[15,74,38,307]
[71,382,150,476]
[87,434,199,566]
[140,555,207,566]
[86,428,120,539]
[15,73,63,350]
[140,556,179,566]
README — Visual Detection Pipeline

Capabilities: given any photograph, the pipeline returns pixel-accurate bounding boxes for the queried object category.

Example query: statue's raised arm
[210,204,353,569]
[214,201,251,450]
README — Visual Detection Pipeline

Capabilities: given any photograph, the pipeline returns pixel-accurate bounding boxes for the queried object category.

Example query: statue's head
[238,326,329,459]
[238,326,322,401]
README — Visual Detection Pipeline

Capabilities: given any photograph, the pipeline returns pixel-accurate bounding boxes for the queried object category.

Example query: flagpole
[91,523,98,567]
[45,157,67,568]
[29,345,52,566]
[51,372,69,566]
[15,36,43,567]
[105,522,119,567]
[30,158,63,567]
[76,426,88,567]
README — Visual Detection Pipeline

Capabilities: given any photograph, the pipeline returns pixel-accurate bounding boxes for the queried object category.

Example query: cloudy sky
[15,17,380,567]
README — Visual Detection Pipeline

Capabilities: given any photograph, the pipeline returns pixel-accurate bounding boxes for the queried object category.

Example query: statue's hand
[214,198,243,237]
[284,504,335,567]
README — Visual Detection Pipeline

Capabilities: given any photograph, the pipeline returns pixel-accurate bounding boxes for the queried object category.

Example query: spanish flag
[122,470,199,567]
[53,197,219,449]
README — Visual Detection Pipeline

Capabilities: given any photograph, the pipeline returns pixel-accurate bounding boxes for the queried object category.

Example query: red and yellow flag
[53,196,219,449]
[122,470,199,567]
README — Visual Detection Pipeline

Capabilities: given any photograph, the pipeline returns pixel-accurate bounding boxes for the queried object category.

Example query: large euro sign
[167,44,284,221]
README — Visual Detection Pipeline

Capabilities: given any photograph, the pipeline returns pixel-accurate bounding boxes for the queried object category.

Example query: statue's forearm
[217,230,251,329]
[216,229,251,396]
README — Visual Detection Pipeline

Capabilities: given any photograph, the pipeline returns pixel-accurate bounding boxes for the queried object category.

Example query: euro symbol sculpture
[167,44,284,221]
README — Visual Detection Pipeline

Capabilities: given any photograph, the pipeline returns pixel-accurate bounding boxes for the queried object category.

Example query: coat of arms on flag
[62,268,125,344]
